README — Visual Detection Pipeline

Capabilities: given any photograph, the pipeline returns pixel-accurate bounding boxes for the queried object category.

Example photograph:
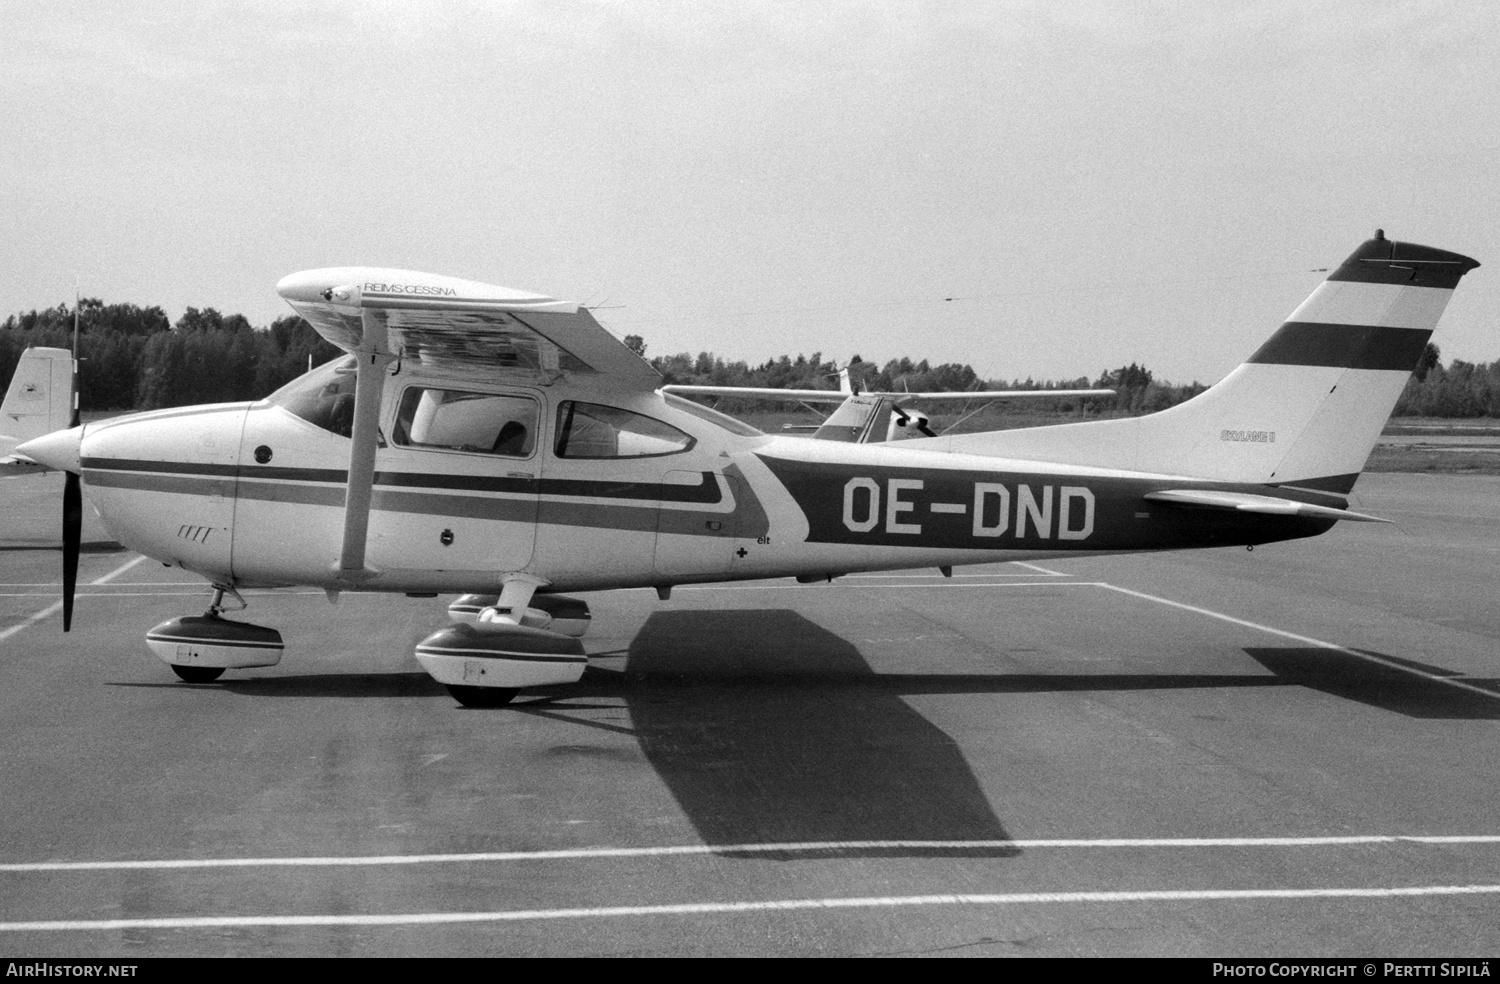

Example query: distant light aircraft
[14,231,1480,706]
[665,366,1117,442]
[1,346,73,475]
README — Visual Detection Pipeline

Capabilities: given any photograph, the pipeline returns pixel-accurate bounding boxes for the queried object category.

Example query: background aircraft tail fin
[2,347,75,471]
[922,233,1480,490]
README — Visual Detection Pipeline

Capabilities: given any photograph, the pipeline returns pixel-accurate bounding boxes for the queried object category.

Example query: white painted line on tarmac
[1,592,220,599]
[1097,582,1500,702]
[0,554,148,642]
[0,601,62,643]
[1,582,316,588]
[4,834,1497,873]
[89,555,147,584]
[847,572,1068,579]
[5,883,1500,932]
[678,581,1096,592]
[1009,561,1070,576]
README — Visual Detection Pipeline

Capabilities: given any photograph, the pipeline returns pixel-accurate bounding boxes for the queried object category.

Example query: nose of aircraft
[17,425,83,474]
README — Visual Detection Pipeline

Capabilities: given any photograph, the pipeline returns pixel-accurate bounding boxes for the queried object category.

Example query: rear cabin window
[393,387,538,457]
[554,401,694,459]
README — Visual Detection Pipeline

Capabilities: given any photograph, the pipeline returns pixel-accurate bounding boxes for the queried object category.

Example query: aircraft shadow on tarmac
[106,616,1499,856]
[1245,648,1500,721]
[590,609,1021,859]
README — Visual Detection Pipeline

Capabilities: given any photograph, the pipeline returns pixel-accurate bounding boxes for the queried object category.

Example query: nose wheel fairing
[145,613,284,673]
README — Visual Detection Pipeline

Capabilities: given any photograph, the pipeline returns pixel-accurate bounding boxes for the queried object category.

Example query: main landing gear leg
[170,586,246,682]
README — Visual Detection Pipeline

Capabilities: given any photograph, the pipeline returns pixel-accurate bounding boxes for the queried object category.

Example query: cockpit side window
[553,401,695,459]
[392,386,538,458]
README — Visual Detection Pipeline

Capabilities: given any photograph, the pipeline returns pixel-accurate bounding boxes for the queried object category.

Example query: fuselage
[74,357,1336,595]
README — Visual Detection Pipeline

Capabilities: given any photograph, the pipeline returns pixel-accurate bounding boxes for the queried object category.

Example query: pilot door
[366,383,540,573]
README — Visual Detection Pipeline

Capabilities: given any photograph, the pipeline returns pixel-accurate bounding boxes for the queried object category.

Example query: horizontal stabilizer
[1143,489,1388,523]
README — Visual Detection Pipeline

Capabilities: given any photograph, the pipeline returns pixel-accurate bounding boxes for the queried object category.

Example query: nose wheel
[445,685,519,708]
[171,664,225,683]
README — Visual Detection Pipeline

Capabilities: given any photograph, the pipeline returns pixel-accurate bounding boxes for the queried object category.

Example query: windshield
[264,356,359,437]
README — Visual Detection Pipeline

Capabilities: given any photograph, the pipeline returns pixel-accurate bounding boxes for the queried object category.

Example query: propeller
[62,292,81,631]
[12,298,86,631]
[16,422,86,630]
[891,405,938,438]
[62,468,80,631]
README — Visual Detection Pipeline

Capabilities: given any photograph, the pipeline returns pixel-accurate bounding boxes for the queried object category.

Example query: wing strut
[337,311,394,580]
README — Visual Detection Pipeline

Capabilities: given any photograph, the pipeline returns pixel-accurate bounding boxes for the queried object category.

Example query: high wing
[276,267,658,581]
[277,268,658,388]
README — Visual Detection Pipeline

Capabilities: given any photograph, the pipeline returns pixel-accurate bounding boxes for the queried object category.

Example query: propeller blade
[62,470,80,632]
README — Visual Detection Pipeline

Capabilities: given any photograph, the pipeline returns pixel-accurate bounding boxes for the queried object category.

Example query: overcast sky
[2,0,1495,385]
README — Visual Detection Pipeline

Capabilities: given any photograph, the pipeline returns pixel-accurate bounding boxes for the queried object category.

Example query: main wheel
[446,684,519,708]
[171,664,225,683]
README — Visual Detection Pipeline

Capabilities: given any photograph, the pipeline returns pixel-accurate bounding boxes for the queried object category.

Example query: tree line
[2,303,1493,418]
[1392,345,1500,417]
[635,335,1208,416]
[1,300,340,410]
[636,337,1500,420]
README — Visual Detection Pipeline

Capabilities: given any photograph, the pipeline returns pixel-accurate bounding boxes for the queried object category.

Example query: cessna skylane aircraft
[13,231,1480,706]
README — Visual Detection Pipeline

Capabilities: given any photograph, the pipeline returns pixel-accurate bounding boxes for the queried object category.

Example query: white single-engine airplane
[663,366,1116,442]
[14,231,1480,706]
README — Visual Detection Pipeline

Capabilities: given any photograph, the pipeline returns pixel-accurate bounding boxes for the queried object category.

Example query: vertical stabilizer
[1,347,75,469]
[811,394,894,442]
[922,234,1480,490]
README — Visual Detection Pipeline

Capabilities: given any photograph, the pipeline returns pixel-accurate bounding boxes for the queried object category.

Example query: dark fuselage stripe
[87,472,236,498]
[1272,473,1360,494]
[81,459,721,504]
[82,466,728,534]
[1246,322,1431,371]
